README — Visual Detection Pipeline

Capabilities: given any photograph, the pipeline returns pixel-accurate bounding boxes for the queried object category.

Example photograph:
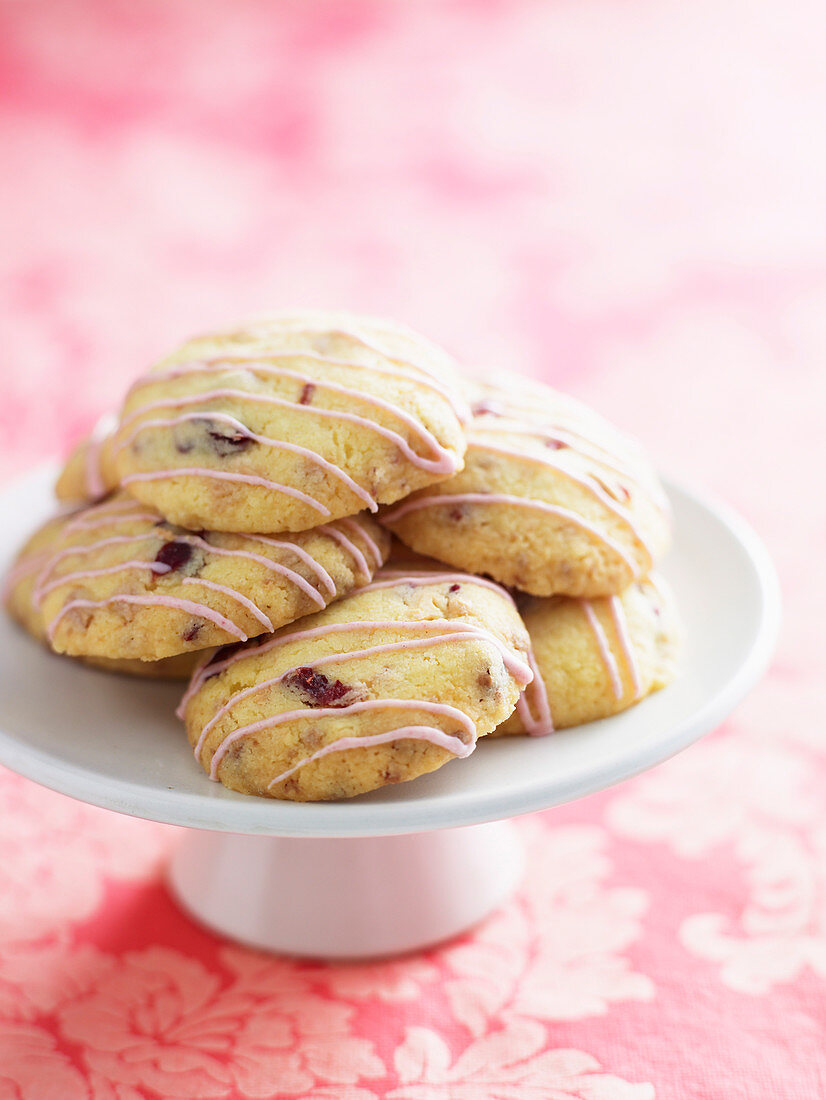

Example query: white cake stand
[0,467,780,958]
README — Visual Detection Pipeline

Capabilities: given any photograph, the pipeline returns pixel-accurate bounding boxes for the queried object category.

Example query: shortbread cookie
[3,515,209,679]
[381,378,671,597]
[111,310,469,533]
[55,415,119,504]
[9,493,389,662]
[496,575,680,735]
[181,562,533,801]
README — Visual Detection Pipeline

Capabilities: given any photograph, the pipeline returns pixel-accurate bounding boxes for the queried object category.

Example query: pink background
[1,2,823,1097]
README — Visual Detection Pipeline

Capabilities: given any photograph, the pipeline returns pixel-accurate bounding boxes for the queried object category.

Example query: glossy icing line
[470,408,669,511]
[36,530,327,609]
[338,518,384,567]
[192,620,534,759]
[62,496,143,534]
[181,577,274,632]
[47,593,249,644]
[580,600,624,700]
[205,697,475,778]
[36,525,334,648]
[1,549,54,601]
[468,440,655,566]
[381,493,641,578]
[268,727,474,790]
[344,568,555,736]
[249,323,468,416]
[120,369,458,476]
[134,342,469,423]
[516,646,555,736]
[67,510,160,533]
[115,410,378,512]
[121,466,331,516]
[609,595,643,699]
[82,412,117,501]
[246,535,337,597]
[315,525,371,582]
[187,568,538,781]
[36,559,172,601]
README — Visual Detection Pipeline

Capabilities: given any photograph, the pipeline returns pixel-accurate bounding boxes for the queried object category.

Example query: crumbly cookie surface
[182,561,532,801]
[381,377,671,597]
[111,310,468,533]
[3,512,210,679]
[10,492,389,662]
[496,575,680,735]
[55,415,119,505]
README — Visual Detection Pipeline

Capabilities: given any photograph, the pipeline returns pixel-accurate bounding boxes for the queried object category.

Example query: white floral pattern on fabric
[608,737,826,993]
[56,946,384,1099]
[388,1023,655,1100]
[0,771,175,945]
[0,1020,89,1100]
[442,823,654,1033]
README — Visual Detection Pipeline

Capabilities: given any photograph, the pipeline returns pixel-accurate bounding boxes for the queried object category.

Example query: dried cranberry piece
[471,400,502,417]
[544,437,568,450]
[448,583,461,593]
[299,383,316,405]
[183,622,202,642]
[205,422,253,456]
[155,541,193,572]
[284,666,351,708]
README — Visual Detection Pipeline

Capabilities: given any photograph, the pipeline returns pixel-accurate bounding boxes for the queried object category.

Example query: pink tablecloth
[1,2,823,1097]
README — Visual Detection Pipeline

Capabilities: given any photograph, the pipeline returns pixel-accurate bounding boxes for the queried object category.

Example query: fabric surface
[0,2,823,1097]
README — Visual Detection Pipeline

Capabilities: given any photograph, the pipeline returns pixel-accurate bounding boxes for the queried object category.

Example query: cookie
[180,560,533,801]
[55,414,119,505]
[3,515,209,679]
[111,310,469,533]
[381,377,671,597]
[10,492,390,662]
[496,575,680,735]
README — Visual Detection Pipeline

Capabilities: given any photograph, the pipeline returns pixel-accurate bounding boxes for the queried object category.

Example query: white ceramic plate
[0,466,780,838]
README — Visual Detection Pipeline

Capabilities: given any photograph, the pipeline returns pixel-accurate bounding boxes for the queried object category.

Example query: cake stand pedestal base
[167,820,524,959]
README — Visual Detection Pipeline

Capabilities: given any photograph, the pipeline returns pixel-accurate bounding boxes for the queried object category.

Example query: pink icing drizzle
[246,535,337,597]
[121,466,331,516]
[67,510,160,534]
[129,315,469,421]
[338,517,384,567]
[315,525,370,582]
[267,727,475,790]
[609,595,643,700]
[186,572,538,783]
[133,345,468,424]
[205,697,475,779]
[192,617,534,760]
[47,593,249,644]
[471,413,669,513]
[82,413,117,501]
[119,368,458,495]
[516,646,555,736]
[382,493,641,579]
[36,559,171,601]
[580,600,624,700]
[35,531,327,610]
[363,569,554,736]
[115,409,378,512]
[468,440,656,566]
[1,549,54,602]
[181,577,273,632]
[61,496,144,535]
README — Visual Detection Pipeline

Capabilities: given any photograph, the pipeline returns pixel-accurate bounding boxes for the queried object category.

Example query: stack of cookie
[4,311,679,802]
